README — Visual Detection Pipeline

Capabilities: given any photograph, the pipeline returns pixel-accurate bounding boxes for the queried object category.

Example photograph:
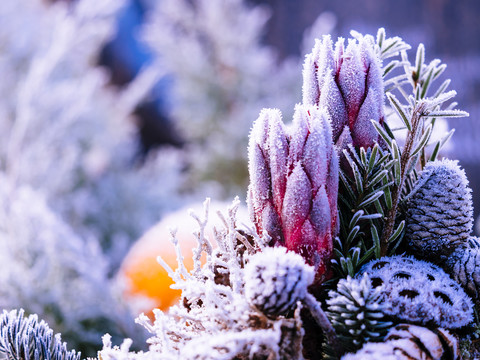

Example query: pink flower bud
[303,34,384,150]
[247,105,339,283]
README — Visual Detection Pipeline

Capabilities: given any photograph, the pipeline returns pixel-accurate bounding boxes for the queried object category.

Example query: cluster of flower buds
[302,34,384,150]
[247,105,338,283]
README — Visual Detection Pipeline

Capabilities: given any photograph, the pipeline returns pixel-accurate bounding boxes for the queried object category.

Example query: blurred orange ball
[119,201,248,314]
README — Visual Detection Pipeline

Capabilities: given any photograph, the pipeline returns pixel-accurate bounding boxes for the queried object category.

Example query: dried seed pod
[360,256,473,328]
[405,160,473,262]
[244,247,314,317]
[444,236,480,301]
[342,324,458,360]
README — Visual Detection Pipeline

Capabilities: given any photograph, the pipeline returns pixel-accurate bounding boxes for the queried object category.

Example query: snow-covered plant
[0,176,144,355]
[0,0,186,354]
[360,256,473,328]
[142,0,303,196]
[247,105,339,283]
[342,324,459,360]
[405,159,473,263]
[326,273,392,353]
[0,309,80,360]
[128,199,307,360]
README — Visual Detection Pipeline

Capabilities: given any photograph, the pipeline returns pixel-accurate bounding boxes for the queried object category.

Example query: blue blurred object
[99,0,182,157]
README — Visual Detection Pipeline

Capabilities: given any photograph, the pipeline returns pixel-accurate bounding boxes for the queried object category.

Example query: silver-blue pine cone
[405,159,473,262]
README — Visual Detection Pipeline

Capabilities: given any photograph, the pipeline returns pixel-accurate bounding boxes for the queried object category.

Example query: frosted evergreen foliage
[326,273,392,352]
[244,247,314,317]
[361,256,473,328]
[405,159,473,262]
[247,105,339,283]
[444,236,480,302]
[0,309,80,360]
[342,324,458,360]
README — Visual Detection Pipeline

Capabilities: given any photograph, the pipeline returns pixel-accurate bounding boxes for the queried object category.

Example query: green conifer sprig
[325,274,393,356]
[332,144,404,280]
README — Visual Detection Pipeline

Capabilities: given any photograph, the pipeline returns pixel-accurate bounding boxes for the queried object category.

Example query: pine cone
[444,236,480,301]
[405,159,473,262]
[342,324,458,360]
[326,273,392,353]
[244,247,314,317]
[360,256,473,328]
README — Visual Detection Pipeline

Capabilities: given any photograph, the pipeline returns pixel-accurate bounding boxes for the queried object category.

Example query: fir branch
[380,101,427,256]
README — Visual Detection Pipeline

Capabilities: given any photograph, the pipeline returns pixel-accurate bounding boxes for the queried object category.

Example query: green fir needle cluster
[326,273,393,354]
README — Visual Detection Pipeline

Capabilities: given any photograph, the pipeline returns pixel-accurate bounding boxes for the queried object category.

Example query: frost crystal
[247,105,339,283]
[405,159,473,262]
[302,34,384,150]
[244,247,314,317]
[342,324,458,360]
[360,256,473,328]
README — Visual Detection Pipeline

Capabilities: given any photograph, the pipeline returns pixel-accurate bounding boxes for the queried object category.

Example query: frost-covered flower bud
[303,35,384,150]
[244,247,314,317]
[247,105,339,282]
[405,159,473,262]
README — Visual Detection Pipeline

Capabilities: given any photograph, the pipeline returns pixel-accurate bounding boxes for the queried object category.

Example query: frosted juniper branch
[380,102,427,256]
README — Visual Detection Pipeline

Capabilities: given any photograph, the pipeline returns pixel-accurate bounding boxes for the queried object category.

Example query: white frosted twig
[235,232,256,254]
[190,198,213,276]
[170,228,191,280]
